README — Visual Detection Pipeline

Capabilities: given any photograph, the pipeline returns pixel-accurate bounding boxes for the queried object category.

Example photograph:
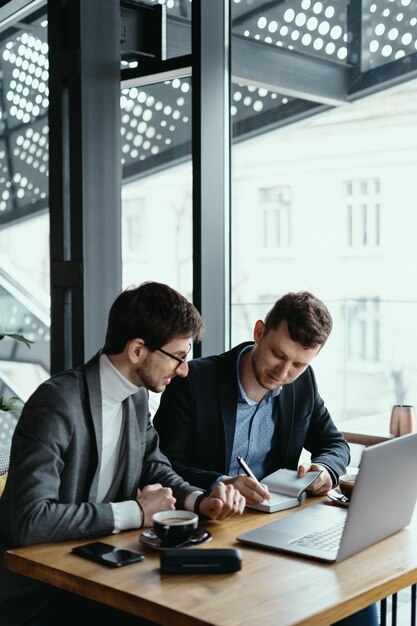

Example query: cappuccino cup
[152,510,199,547]
[338,473,357,500]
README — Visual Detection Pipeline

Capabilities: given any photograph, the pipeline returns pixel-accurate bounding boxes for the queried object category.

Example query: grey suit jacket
[0,351,196,623]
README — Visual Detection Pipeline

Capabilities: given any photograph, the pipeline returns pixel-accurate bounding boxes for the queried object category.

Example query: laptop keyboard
[290,520,345,552]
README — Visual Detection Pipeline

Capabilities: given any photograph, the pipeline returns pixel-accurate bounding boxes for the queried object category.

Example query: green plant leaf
[0,333,33,348]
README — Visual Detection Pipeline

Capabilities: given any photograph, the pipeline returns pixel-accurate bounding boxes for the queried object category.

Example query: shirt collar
[100,353,140,404]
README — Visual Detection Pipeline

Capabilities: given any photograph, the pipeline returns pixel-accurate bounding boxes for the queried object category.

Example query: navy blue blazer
[154,342,350,491]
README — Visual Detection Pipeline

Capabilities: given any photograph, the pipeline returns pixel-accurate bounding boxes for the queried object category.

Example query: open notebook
[237,432,417,562]
[246,468,322,513]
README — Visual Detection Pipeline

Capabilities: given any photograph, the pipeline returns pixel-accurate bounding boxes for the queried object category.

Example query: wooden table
[5,499,417,626]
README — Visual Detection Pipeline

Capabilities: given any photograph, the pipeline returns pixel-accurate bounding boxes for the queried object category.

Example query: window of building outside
[259,186,291,251]
[345,298,380,364]
[123,198,146,256]
[344,178,381,248]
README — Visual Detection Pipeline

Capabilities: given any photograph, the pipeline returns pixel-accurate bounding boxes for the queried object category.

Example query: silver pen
[236,456,258,481]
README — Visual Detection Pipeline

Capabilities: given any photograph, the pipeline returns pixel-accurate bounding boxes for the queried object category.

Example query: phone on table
[72,541,145,568]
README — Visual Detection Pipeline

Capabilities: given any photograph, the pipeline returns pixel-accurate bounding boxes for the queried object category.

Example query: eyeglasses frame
[156,343,192,370]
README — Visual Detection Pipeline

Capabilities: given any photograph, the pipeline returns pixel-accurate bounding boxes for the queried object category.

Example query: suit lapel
[122,395,142,499]
[275,383,295,463]
[218,347,242,472]
[85,352,104,500]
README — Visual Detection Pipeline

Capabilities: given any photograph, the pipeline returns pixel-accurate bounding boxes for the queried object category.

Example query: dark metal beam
[120,0,165,62]
[126,15,350,106]
[121,54,191,89]
[48,0,122,373]
[0,0,45,33]
[192,0,231,356]
[346,0,362,82]
[232,35,350,106]
[348,51,417,101]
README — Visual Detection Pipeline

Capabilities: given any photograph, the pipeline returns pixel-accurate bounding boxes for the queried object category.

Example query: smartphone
[72,541,145,567]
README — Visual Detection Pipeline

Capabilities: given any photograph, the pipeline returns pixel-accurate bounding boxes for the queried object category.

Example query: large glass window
[0,7,49,445]
[122,162,192,295]
[120,76,192,414]
[120,76,192,296]
[231,80,417,425]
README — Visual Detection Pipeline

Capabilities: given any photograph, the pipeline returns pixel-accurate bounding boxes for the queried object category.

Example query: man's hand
[198,481,246,520]
[223,475,270,504]
[297,463,332,495]
[137,484,176,526]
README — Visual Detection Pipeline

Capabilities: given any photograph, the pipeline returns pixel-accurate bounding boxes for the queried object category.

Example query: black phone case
[160,548,242,574]
[71,542,144,567]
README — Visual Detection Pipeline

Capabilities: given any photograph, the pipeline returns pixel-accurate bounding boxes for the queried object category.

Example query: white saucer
[139,527,212,551]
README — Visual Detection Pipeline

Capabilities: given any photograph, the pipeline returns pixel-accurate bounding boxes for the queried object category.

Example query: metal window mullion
[192,0,231,357]
[48,0,122,373]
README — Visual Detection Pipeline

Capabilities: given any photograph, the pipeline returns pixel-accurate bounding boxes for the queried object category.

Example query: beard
[134,352,170,393]
[251,348,284,390]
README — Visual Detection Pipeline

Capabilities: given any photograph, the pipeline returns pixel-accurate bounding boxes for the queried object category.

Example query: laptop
[237,432,417,563]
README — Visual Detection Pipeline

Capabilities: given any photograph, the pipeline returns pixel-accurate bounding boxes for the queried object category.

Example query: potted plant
[0,332,33,492]
[0,332,33,413]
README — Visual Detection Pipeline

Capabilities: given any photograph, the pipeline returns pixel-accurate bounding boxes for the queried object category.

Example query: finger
[162,500,176,510]
[142,483,163,493]
[245,485,270,504]
[233,476,268,502]
[211,481,227,500]
[220,490,245,519]
[297,464,309,478]
[227,491,246,518]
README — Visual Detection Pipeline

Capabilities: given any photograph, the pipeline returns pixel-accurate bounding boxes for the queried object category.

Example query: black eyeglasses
[156,343,192,369]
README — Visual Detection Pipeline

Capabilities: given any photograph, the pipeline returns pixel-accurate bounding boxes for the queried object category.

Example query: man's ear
[253,320,265,344]
[126,337,146,363]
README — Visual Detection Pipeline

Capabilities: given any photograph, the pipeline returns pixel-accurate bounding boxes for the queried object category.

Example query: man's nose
[176,360,189,378]
[276,361,291,379]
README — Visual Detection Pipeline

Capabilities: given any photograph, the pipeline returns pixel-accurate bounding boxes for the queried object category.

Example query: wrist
[194,490,211,521]
[136,500,145,528]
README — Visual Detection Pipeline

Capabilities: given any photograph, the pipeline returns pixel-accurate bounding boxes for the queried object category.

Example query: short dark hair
[103,281,204,354]
[264,291,332,348]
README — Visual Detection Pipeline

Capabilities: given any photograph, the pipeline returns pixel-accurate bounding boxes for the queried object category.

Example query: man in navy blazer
[154,290,350,502]
[154,290,379,626]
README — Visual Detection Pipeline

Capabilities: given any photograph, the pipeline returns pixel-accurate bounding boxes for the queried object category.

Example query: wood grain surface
[5,498,417,626]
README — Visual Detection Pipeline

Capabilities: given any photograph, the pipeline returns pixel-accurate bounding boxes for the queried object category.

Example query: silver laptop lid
[337,431,417,561]
[236,432,417,563]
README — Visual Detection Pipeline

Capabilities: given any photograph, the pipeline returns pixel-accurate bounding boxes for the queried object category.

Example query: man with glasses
[0,281,245,626]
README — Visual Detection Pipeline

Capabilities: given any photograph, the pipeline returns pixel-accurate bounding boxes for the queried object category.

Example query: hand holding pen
[236,456,271,503]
